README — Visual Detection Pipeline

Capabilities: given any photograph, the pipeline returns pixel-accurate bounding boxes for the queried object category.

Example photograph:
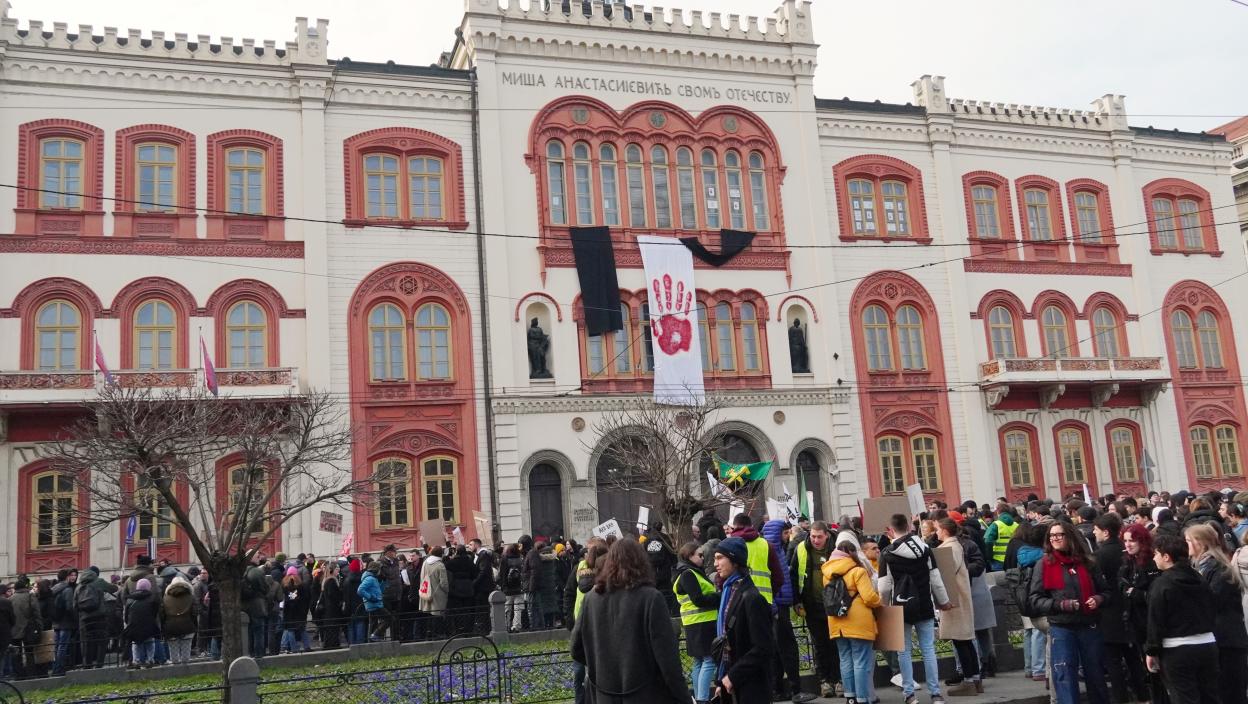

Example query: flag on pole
[200,335,218,397]
[339,533,354,557]
[706,471,734,501]
[94,334,115,386]
[1082,483,1092,503]
[714,454,774,489]
[797,470,810,519]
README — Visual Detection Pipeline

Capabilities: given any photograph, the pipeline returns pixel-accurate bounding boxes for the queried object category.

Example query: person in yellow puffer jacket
[821,541,882,704]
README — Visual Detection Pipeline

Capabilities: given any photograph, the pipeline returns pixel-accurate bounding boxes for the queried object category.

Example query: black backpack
[54,585,76,621]
[503,558,523,591]
[74,584,102,615]
[1006,563,1037,618]
[823,568,856,617]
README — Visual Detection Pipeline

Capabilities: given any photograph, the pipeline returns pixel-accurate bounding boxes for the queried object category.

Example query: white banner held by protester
[906,483,925,517]
[636,506,650,535]
[592,518,624,540]
[637,235,705,406]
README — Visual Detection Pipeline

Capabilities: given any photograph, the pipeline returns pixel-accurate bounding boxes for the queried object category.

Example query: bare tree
[586,395,759,544]
[43,384,373,683]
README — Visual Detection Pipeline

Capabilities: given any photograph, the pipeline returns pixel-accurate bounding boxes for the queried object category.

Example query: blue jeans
[280,627,305,653]
[247,616,267,658]
[131,638,155,665]
[1027,628,1047,676]
[837,637,875,701]
[53,629,74,674]
[898,618,941,698]
[153,638,168,664]
[691,655,716,701]
[1050,624,1109,704]
[349,615,367,644]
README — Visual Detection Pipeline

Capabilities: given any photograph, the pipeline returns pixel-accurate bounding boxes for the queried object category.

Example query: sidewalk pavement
[783,673,1052,704]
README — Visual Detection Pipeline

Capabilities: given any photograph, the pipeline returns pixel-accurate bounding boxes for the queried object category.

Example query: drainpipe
[470,66,501,545]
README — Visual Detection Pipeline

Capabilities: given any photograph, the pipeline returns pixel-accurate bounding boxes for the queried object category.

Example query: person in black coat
[0,588,15,657]
[317,564,345,649]
[674,544,720,704]
[1093,514,1147,704]
[1146,534,1221,704]
[712,537,776,704]
[445,545,479,635]
[343,559,365,644]
[1119,523,1165,704]
[1186,523,1247,704]
[279,573,311,653]
[470,539,496,634]
[122,579,160,668]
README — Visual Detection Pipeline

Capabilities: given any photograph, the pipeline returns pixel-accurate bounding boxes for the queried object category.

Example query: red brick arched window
[1142,178,1221,256]
[204,279,293,368]
[1105,419,1146,495]
[849,271,958,501]
[114,124,197,238]
[962,171,1016,259]
[834,154,931,243]
[343,127,468,230]
[1052,420,1097,498]
[16,119,105,236]
[16,460,90,574]
[1015,175,1067,261]
[1033,290,1080,358]
[112,277,197,370]
[10,277,104,370]
[1082,292,1131,358]
[999,422,1044,501]
[527,97,788,274]
[206,129,284,240]
[975,290,1028,360]
[1064,178,1118,264]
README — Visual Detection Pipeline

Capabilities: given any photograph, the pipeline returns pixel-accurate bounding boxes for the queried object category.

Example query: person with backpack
[358,561,388,641]
[790,520,841,698]
[823,539,882,704]
[879,513,952,704]
[1027,520,1112,704]
[50,569,78,675]
[1007,522,1048,682]
[73,567,114,669]
[498,544,526,632]
[159,577,197,665]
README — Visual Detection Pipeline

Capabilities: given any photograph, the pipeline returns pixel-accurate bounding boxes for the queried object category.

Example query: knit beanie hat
[714,537,749,567]
[136,578,152,591]
[285,566,299,577]
[348,558,362,574]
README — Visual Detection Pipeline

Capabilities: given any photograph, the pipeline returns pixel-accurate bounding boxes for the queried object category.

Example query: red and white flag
[200,335,218,397]
[94,336,115,386]
[339,533,354,557]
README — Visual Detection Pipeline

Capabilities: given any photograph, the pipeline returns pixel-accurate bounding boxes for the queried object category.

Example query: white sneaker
[891,674,904,688]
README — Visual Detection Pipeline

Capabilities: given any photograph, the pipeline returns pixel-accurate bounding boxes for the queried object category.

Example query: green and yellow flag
[714,454,774,489]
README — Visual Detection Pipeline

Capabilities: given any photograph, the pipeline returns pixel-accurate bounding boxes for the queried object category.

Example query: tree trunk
[207,559,248,689]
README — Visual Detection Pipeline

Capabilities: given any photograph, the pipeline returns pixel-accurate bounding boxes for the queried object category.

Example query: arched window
[374,458,412,528]
[134,299,176,370]
[572,141,595,225]
[546,141,567,225]
[1197,311,1224,368]
[226,147,266,215]
[863,304,893,371]
[749,151,770,231]
[1172,311,1198,368]
[1152,198,1177,249]
[971,185,1001,238]
[1004,429,1036,488]
[1024,189,1053,241]
[878,436,905,494]
[1041,306,1071,358]
[369,303,407,381]
[625,144,646,227]
[226,301,267,369]
[911,435,941,492]
[651,146,672,228]
[1057,427,1087,484]
[847,179,877,235]
[40,138,84,209]
[740,302,760,371]
[1191,426,1214,478]
[408,156,444,220]
[415,303,452,380]
[675,147,697,229]
[1091,307,1121,358]
[701,149,721,229]
[599,144,620,226]
[207,129,284,239]
[724,150,745,229]
[715,302,736,371]
[1216,425,1242,477]
[36,300,80,371]
[363,154,399,218]
[988,306,1016,359]
[1144,179,1219,255]
[31,471,76,549]
[896,304,926,370]
[836,156,929,241]
[136,143,177,212]
[423,456,458,523]
[1072,191,1101,243]
[1109,424,1140,483]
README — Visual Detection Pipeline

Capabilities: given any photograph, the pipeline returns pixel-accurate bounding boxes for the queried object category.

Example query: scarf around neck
[1041,550,1095,613]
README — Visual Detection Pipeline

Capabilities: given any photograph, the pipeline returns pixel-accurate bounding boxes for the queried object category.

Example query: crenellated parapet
[910,75,1130,132]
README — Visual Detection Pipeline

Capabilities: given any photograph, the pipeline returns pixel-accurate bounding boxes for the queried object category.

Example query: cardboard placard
[418,518,447,546]
[862,495,912,534]
[905,484,926,517]
[933,543,961,607]
[592,518,624,540]
[472,510,490,542]
[766,498,785,520]
[873,604,905,652]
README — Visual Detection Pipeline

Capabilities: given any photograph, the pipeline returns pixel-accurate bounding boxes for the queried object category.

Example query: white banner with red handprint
[637,235,705,406]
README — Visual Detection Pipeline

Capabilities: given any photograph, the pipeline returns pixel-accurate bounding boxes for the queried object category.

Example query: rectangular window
[971,186,1000,238]
[1191,427,1214,478]
[574,161,594,225]
[40,139,84,209]
[1152,198,1177,248]
[652,166,672,228]
[848,180,877,235]
[749,170,770,231]
[1005,432,1034,487]
[1217,426,1242,477]
[627,164,646,227]
[881,181,909,236]
[878,437,905,495]
[1178,200,1202,250]
[702,168,721,229]
[911,435,941,492]
[136,144,176,212]
[547,161,566,225]
[1058,429,1086,484]
[677,165,698,229]
[1025,190,1052,240]
[725,168,745,229]
[227,148,265,215]
[587,335,605,375]
[423,458,457,523]
[1074,192,1101,242]
[601,162,620,227]
[1111,428,1139,482]
[408,157,444,220]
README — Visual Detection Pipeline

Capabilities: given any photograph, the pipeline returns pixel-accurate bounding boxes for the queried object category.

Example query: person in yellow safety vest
[728,513,782,606]
[674,542,720,704]
[984,505,1018,572]
[564,539,608,704]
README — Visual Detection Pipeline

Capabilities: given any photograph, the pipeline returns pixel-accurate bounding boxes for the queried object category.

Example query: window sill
[112,211,198,238]
[838,234,932,245]
[344,218,470,231]
[1149,247,1223,258]
[14,208,106,236]
[206,214,284,241]
[364,380,459,402]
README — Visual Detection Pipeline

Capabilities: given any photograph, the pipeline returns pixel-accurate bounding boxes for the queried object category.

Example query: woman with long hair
[1027,521,1111,704]
[934,518,982,696]
[318,562,345,649]
[279,567,310,653]
[570,537,688,703]
[822,540,882,704]
[1120,522,1163,704]
[1185,524,1247,704]
[1146,534,1220,704]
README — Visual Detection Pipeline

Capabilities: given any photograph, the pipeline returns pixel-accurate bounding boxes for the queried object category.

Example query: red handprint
[650,274,694,355]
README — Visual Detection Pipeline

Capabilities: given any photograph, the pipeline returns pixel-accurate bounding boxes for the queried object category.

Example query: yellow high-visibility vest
[745,538,774,604]
[673,568,717,626]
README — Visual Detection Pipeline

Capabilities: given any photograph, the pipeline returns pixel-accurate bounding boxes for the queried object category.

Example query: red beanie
[348,558,362,574]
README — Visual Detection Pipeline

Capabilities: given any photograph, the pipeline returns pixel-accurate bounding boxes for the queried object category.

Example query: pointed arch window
[375,458,412,528]
[36,300,80,371]
[415,303,452,380]
[369,303,407,381]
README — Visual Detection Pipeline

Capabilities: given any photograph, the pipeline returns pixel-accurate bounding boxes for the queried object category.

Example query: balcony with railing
[0,367,300,404]
[978,357,1168,409]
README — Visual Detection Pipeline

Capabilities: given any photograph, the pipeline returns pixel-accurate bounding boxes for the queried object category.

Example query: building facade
[1,0,1244,575]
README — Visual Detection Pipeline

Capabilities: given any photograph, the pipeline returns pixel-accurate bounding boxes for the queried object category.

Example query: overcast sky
[20,0,1247,132]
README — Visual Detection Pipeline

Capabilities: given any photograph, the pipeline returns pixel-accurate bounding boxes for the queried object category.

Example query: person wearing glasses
[1027,520,1112,704]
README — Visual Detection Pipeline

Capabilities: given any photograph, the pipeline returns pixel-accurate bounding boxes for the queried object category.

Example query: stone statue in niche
[528,318,552,379]
[789,318,810,374]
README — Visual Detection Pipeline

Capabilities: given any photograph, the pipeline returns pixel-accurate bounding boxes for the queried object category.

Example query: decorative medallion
[1186,291,1201,306]
[570,107,590,125]
[772,410,786,425]
[571,417,586,432]
[883,283,900,300]
[723,116,739,133]
[649,110,667,129]
[399,276,419,295]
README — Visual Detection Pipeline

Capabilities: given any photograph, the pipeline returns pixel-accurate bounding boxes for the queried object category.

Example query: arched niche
[524,301,554,381]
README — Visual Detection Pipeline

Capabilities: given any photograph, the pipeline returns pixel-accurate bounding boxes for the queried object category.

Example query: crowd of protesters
[5,486,1248,704]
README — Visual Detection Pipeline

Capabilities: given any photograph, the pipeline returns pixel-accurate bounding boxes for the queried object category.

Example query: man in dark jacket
[790,520,839,698]
[74,568,116,668]
[762,519,815,702]
[644,522,679,616]
[1093,514,1147,704]
[50,569,78,675]
[713,537,776,704]
[1145,534,1221,704]
[470,539,495,634]
[697,511,727,543]
[241,563,269,658]
[378,544,403,619]
[0,587,14,661]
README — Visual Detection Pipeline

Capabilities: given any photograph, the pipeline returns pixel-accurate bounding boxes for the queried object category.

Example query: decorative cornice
[490,387,847,415]
[0,235,304,258]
